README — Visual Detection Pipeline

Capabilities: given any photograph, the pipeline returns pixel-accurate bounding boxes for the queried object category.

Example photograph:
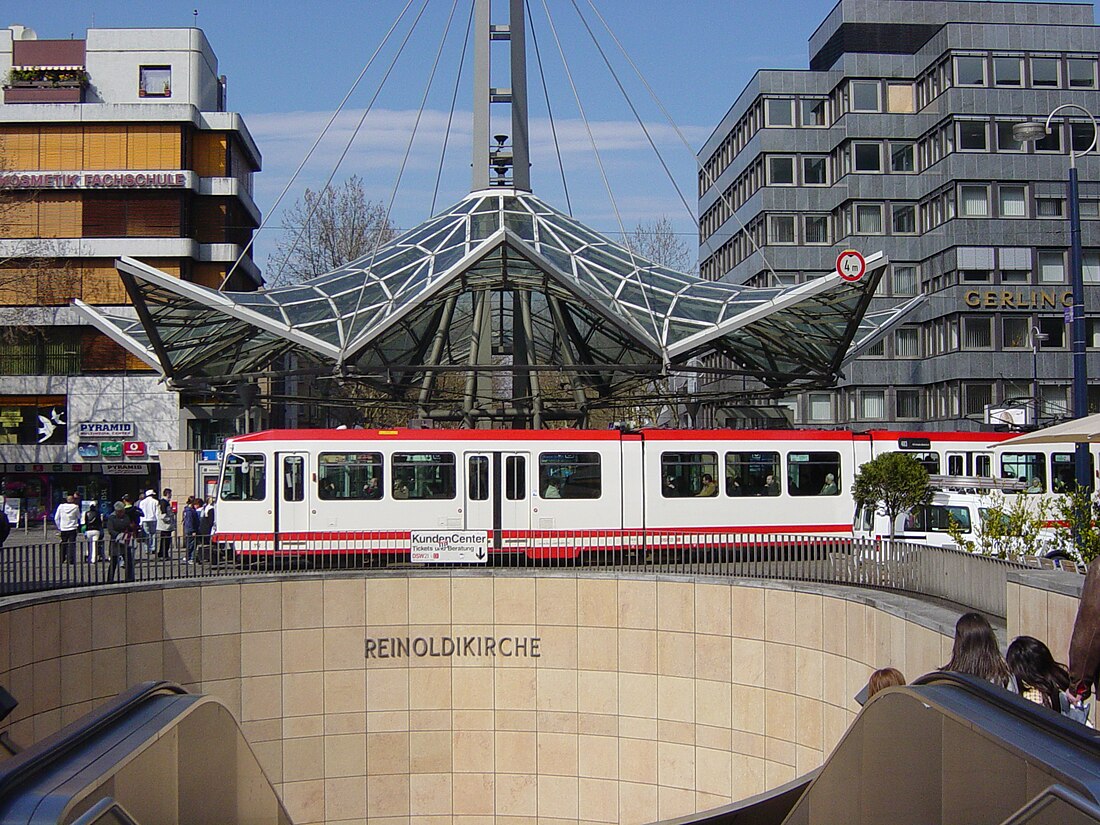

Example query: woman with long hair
[943,612,1013,689]
[867,667,906,699]
[1007,636,1071,710]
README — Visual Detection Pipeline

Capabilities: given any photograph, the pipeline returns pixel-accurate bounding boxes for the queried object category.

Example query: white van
[852,491,985,549]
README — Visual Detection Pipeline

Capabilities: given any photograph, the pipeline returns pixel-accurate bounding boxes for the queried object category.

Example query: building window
[965,383,994,416]
[139,65,172,97]
[895,327,921,357]
[1082,200,1100,218]
[963,316,993,349]
[1031,56,1060,88]
[959,185,989,217]
[765,98,794,127]
[889,142,915,172]
[993,56,1023,86]
[1084,251,1100,283]
[808,393,832,422]
[1039,316,1065,348]
[1038,250,1066,283]
[767,156,795,185]
[1071,123,1096,153]
[1002,269,1030,283]
[954,55,986,86]
[1069,58,1097,88]
[1003,317,1031,349]
[886,82,914,113]
[897,389,921,419]
[855,204,884,234]
[997,122,1025,151]
[892,265,918,296]
[1089,318,1100,348]
[864,339,885,356]
[961,270,991,283]
[804,215,830,244]
[861,390,886,420]
[998,185,1027,217]
[800,98,828,127]
[958,121,988,151]
[1036,197,1065,218]
[892,204,917,234]
[802,156,828,185]
[768,215,796,244]
[853,142,882,172]
[850,80,881,112]
[1036,125,1062,152]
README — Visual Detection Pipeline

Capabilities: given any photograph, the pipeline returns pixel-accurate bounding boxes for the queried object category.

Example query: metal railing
[0,532,1031,617]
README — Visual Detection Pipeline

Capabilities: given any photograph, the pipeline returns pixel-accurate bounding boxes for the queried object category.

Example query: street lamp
[1031,324,1048,425]
[1014,105,1098,493]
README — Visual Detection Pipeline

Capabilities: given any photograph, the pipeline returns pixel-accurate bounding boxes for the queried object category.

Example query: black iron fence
[0,531,1035,618]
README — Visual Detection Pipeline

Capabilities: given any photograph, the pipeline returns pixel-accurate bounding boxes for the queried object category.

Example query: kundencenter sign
[410,530,489,563]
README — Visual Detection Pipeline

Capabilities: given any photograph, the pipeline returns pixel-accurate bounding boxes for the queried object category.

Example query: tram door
[276,453,310,540]
[463,452,531,549]
[946,451,994,477]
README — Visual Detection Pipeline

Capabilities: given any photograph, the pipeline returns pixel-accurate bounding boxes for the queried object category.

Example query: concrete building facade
[697,0,1100,432]
[0,24,260,522]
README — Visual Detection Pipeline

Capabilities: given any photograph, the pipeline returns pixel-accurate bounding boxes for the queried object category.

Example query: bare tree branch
[625,216,697,275]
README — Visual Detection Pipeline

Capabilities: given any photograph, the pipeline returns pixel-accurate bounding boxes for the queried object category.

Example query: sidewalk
[2,527,61,548]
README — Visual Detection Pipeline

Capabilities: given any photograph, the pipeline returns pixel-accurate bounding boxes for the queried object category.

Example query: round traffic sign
[836,249,866,282]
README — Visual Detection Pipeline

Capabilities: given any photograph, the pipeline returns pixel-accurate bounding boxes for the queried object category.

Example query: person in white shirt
[53,494,81,564]
[138,489,160,556]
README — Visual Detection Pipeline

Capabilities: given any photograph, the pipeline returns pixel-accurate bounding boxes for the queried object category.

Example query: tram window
[539,452,601,499]
[725,451,780,496]
[787,452,841,496]
[947,454,964,476]
[283,456,304,502]
[1001,452,1045,493]
[974,454,992,477]
[393,452,456,500]
[1051,452,1094,492]
[897,451,940,474]
[505,455,526,500]
[662,452,719,497]
[220,454,266,501]
[318,453,383,500]
[468,456,489,501]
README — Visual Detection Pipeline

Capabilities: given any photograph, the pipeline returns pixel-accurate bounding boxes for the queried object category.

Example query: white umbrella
[996,412,1100,446]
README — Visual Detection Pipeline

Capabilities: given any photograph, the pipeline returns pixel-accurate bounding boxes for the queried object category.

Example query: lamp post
[1031,324,1048,426]
[1014,105,1098,494]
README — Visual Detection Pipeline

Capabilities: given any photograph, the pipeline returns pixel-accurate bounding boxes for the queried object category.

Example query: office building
[0,23,260,521]
[697,0,1100,431]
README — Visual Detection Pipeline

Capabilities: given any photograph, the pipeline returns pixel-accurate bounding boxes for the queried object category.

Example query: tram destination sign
[410,530,490,563]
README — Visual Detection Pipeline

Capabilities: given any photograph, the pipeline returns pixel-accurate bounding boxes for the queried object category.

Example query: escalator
[670,672,1100,825]
[0,681,290,824]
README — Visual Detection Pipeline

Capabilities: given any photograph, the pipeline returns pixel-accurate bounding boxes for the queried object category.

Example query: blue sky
[19,1,827,266]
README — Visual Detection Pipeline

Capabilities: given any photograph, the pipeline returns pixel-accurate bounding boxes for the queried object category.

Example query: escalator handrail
[912,670,1100,757]
[0,680,188,804]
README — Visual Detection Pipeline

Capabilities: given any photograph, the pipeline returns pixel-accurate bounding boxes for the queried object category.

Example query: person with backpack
[106,501,136,583]
[83,503,103,562]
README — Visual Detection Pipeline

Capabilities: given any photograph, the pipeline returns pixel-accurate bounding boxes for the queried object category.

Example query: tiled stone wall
[1007,570,1085,663]
[0,574,956,825]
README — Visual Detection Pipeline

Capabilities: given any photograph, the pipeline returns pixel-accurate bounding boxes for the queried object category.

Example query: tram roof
[75,189,912,392]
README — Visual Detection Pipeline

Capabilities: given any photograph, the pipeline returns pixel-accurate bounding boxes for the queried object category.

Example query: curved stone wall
[0,573,963,825]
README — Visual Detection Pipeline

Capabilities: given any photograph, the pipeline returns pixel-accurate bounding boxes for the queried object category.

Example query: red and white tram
[212,428,1092,559]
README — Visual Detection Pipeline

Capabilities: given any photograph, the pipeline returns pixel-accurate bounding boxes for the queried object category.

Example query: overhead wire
[342,0,463,356]
[269,0,434,292]
[431,1,475,214]
[538,0,664,349]
[525,0,573,216]
[218,0,419,290]
[583,0,781,286]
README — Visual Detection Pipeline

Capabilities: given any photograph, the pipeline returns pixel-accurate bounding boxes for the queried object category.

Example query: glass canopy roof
[76,189,909,422]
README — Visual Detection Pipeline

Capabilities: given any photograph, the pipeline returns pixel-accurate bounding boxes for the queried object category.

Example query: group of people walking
[51,489,215,580]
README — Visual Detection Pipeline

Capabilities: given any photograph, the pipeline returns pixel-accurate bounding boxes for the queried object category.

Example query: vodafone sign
[122,441,147,457]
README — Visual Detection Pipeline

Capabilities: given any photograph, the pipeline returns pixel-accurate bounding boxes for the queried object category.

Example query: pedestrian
[866,667,906,699]
[1069,558,1100,701]
[106,501,136,583]
[0,505,10,549]
[54,494,81,564]
[138,489,159,556]
[183,496,201,564]
[943,612,1015,690]
[156,488,174,558]
[83,502,103,562]
[198,496,215,562]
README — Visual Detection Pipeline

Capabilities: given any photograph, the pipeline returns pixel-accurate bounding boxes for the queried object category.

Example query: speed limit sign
[836,249,866,282]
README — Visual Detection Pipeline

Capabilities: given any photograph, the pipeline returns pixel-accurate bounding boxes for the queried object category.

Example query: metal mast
[471,0,531,191]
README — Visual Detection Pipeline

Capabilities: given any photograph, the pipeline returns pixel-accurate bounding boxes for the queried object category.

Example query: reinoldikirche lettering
[365,635,541,659]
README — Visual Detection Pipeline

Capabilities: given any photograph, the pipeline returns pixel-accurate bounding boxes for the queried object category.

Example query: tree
[625,216,696,274]
[852,452,932,539]
[267,175,395,287]
[1053,488,1100,564]
[947,491,1053,559]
